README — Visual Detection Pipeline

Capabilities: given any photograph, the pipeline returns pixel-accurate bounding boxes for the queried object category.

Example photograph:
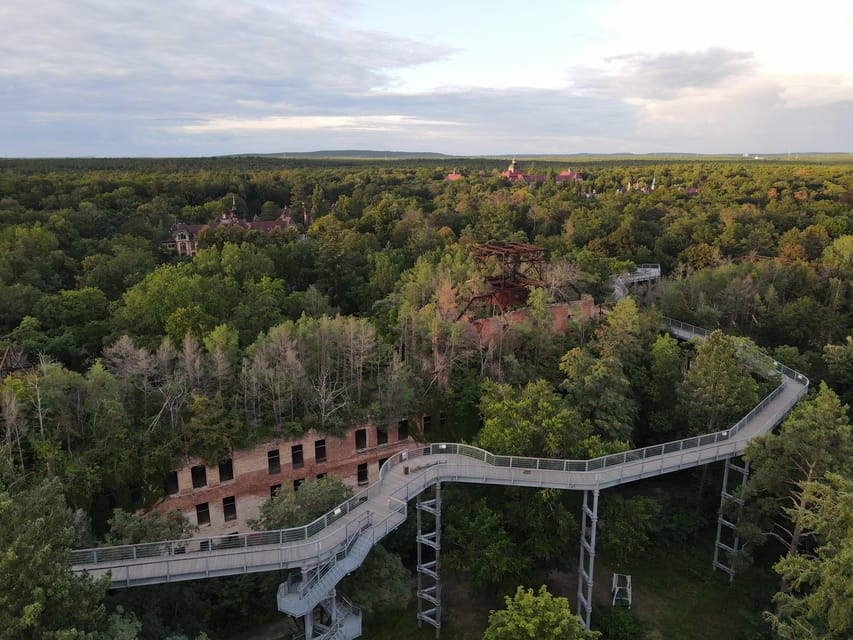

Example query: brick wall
[153,421,412,536]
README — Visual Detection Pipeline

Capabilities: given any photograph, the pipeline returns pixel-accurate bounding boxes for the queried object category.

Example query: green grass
[595,532,778,640]
[361,602,459,640]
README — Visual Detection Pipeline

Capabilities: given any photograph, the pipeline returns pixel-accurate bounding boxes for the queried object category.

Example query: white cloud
[174,114,461,133]
[0,0,450,90]
[0,0,850,155]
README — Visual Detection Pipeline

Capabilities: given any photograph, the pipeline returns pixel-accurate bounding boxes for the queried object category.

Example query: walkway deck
[70,318,808,588]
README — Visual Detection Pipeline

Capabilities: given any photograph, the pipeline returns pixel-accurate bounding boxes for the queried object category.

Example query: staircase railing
[290,594,362,640]
[297,514,371,598]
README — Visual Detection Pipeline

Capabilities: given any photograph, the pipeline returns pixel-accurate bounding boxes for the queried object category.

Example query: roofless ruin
[458,242,548,319]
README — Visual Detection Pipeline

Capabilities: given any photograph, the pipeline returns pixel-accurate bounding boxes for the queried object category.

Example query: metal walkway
[613,264,661,298]
[70,317,808,589]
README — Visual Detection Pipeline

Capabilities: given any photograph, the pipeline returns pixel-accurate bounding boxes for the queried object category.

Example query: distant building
[500,160,582,184]
[154,421,413,535]
[556,169,582,182]
[617,175,658,194]
[161,197,296,256]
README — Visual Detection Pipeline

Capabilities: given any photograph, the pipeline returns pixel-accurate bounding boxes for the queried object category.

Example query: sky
[2,0,852,157]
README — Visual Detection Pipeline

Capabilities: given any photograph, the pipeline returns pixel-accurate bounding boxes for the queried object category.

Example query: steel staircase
[278,524,373,618]
[290,593,362,640]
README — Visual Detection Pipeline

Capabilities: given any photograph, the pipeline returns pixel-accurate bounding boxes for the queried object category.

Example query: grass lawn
[593,532,779,640]
[228,537,778,640]
[361,575,493,640]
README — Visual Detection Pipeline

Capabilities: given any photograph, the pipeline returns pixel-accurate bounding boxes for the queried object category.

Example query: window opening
[191,465,207,489]
[196,502,210,526]
[291,444,304,469]
[268,449,281,474]
[223,496,237,521]
[355,428,367,451]
[218,458,234,482]
[315,439,327,463]
[164,471,179,495]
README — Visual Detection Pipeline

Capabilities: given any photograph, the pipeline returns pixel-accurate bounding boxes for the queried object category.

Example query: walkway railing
[71,316,809,577]
[620,264,661,283]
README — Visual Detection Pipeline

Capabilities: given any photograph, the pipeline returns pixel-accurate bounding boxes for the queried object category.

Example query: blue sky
[2,0,851,156]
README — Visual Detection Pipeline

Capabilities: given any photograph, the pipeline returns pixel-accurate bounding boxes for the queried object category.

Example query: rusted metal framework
[0,340,30,378]
[458,242,548,319]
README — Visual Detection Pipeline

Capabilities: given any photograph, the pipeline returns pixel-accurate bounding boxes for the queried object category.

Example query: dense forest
[0,156,851,639]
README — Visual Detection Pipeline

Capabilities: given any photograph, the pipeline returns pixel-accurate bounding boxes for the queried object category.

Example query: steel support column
[301,567,314,638]
[417,483,441,638]
[713,458,750,582]
[577,488,599,631]
[303,610,313,638]
[324,589,337,627]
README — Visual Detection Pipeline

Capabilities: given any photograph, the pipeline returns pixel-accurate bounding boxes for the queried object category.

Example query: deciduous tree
[248,476,353,531]
[679,330,758,434]
[0,478,109,639]
[484,585,599,640]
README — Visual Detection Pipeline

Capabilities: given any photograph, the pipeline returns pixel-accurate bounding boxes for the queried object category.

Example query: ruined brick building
[154,421,412,535]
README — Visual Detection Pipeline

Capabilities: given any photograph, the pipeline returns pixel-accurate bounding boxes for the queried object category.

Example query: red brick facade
[153,422,412,535]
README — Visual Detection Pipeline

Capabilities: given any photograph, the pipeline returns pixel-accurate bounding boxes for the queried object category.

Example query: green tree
[338,543,412,617]
[597,495,660,568]
[766,473,853,640]
[248,476,353,530]
[79,248,156,300]
[202,324,239,395]
[444,497,532,594]
[476,379,586,458]
[484,585,599,640]
[105,508,197,545]
[636,333,683,442]
[183,393,238,463]
[0,479,109,639]
[679,331,759,434]
[821,235,853,271]
[590,296,654,373]
[560,348,635,443]
[740,383,851,559]
[823,337,853,406]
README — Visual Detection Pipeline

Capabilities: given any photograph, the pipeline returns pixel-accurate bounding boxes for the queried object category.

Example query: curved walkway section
[71,318,808,588]
[613,264,661,298]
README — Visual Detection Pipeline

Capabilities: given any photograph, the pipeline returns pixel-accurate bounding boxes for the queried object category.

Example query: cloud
[571,47,755,100]
[0,0,452,99]
[173,114,462,133]
[0,2,850,156]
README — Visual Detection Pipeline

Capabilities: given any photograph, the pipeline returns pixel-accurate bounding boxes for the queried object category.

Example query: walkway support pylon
[713,457,750,581]
[577,488,600,631]
[416,483,442,637]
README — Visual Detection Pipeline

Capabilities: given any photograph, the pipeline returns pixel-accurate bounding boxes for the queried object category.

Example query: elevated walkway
[70,317,808,589]
[69,316,809,636]
[613,264,661,298]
